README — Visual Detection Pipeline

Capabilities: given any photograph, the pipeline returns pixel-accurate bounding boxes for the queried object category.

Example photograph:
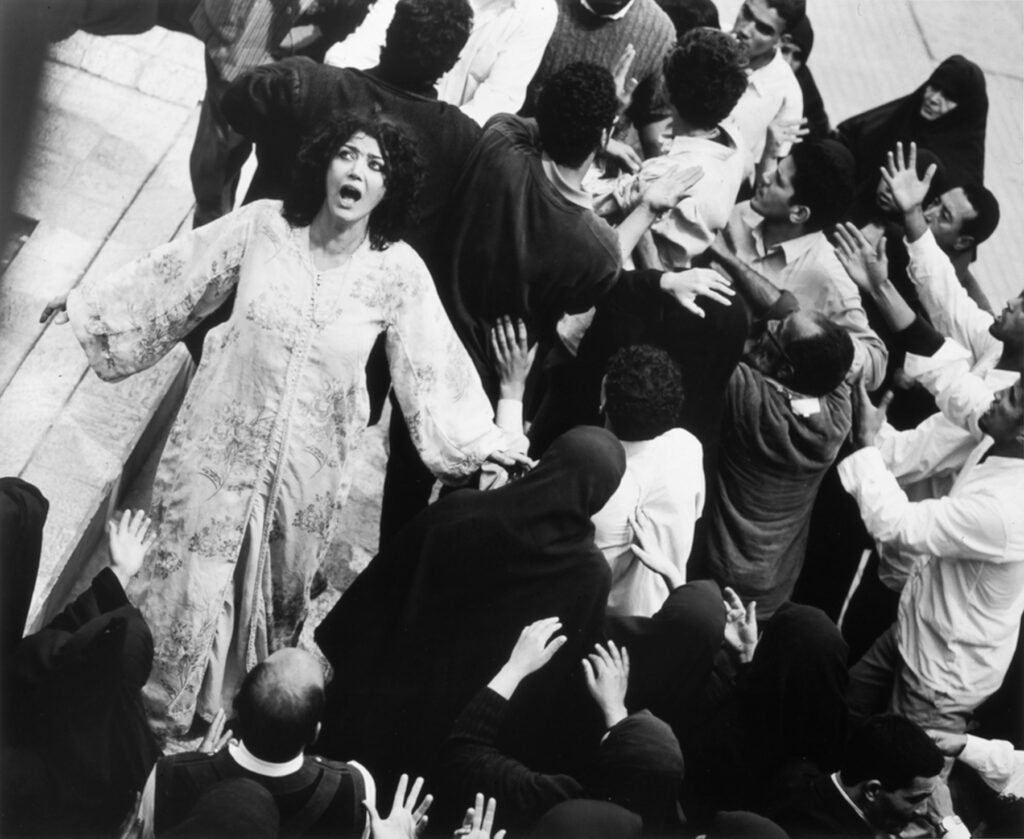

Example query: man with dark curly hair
[379,61,699,541]
[592,345,705,616]
[598,28,750,269]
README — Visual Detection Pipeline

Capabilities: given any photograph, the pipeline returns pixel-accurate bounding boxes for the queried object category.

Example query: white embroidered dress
[67,200,513,734]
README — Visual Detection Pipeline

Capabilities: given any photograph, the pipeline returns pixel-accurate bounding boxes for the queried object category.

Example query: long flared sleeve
[383,244,526,483]
[66,201,267,382]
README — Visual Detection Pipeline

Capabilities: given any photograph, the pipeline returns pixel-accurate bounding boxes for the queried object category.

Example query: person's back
[146,649,371,839]
[436,62,622,398]
[703,312,854,619]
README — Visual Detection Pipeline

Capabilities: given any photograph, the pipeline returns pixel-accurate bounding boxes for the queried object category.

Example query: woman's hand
[454,794,505,839]
[40,292,69,324]
[490,317,536,401]
[108,509,156,588]
[364,774,433,839]
[611,43,638,114]
[630,520,685,589]
[659,268,735,318]
[197,708,232,755]
[722,587,759,663]
[489,618,567,699]
[582,641,630,729]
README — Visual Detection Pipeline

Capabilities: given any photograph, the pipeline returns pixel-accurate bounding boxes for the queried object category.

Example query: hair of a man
[664,28,748,130]
[604,345,685,442]
[958,182,1001,248]
[784,312,855,397]
[659,0,720,36]
[536,62,619,168]
[380,0,473,86]
[765,0,806,33]
[235,655,326,763]
[789,140,855,232]
[840,715,944,792]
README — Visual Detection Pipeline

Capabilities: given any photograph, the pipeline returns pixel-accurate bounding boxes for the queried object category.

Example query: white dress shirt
[839,352,1024,710]
[727,48,803,168]
[961,735,1024,800]
[591,428,705,617]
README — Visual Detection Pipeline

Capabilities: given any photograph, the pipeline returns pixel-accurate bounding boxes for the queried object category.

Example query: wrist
[903,206,928,241]
[488,664,525,700]
[938,815,968,839]
[110,563,132,589]
[498,383,525,400]
[603,704,628,729]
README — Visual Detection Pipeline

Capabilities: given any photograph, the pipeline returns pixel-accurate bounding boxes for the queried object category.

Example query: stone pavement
[0,3,1021,633]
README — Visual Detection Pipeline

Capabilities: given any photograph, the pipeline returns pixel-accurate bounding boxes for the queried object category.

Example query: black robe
[314,427,626,792]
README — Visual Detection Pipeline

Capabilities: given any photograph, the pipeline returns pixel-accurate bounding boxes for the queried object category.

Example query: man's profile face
[751,155,798,221]
[732,0,786,63]
[989,292,1024,344]
[978,379,1024,443]
[863,775,937,835]
[581,0,633,17]
[743,311,818,383]
[923,187,977,253]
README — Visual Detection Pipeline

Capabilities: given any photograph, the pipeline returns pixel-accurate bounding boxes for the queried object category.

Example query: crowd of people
[3,0,1023,836]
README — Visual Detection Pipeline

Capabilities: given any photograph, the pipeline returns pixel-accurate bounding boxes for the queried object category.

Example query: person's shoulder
[483,113,539,147]
[631,0,675,39]
[305,754,362,775]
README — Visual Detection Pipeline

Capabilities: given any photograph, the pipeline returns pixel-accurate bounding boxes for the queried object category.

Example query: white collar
[580,0,635,20]
[229,740,305,777]
[829,773,878,833]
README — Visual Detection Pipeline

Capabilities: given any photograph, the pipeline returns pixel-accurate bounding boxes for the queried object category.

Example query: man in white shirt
[717,139,888,389]
[324,0,557,126]
[728,0,804,172]
[840,339,1024,735]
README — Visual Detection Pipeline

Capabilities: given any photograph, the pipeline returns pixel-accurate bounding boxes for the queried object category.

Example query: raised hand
[833,223,889,295]
[851,374,894,450]
[455,794,506,839]
[582,641,630,728]
[364,774,433,839]
[39,291,70,324]
[490,316,536,400]
[880,141,936,214]
[722,587,758,663]
[766,116,809,157]
[640,164,703,214]
[603,138,642,174]
[108,509,156,587]
[927,729,968,757]
[489,618,567,699]
[660,268,735,318]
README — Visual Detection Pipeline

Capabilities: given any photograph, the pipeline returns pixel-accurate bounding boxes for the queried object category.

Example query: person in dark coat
[1,509,161,837]
[837,55,988,209]
[314,427,627,796]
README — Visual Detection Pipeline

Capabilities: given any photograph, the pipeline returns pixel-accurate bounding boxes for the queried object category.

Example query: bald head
[236,649,325,762]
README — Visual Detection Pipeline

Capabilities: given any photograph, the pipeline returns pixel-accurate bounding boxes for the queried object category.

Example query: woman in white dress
[56,115,524,736]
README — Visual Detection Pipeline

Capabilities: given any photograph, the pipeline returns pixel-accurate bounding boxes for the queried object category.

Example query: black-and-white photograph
[1,0,1022,836]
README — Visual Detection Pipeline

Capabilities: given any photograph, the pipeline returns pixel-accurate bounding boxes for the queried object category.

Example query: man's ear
[789,203,812,226]
[600,126,612,151]
[953,234,976,253]
[863,779,882,802]
[311,721,322,747]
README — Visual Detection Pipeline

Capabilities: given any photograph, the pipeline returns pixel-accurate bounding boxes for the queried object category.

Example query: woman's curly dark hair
[282,113,423,250]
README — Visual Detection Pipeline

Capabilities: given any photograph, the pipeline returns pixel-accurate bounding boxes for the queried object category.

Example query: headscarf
[163,778,280,838]
[0,477,48,660]
[315,427,626,790]
[591,711,685,834]
[532,799,642,838]
[706,810,790,838]
[12,602,160,833]
[837,55,988,193]
[743,602,848,773]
